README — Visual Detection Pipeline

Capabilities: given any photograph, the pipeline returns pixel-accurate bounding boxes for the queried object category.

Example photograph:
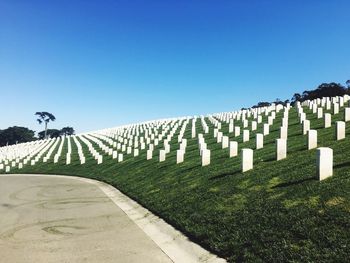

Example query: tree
[60,127,75,136]
[0,126,36,146]
[38,129,61,139]
[346,80,350,89]
[252,102,271,108]
[291,93,302,105]
[35,112,56,139]
[292,83,349,104]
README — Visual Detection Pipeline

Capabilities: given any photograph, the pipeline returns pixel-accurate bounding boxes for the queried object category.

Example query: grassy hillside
[4,106,350,262]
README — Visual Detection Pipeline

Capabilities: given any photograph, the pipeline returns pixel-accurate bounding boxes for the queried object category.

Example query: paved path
[0,175,172,263]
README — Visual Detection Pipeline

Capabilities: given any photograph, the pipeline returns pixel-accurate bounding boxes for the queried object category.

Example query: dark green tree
[0,126,36,146]
[35,112,56,139]
[60,127,75,136]
[38,129,61,139]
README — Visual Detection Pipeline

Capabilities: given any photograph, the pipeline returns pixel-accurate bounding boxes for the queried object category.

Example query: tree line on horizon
[0,111,75,147]
[250,80,350,109]
[1,80,349,147]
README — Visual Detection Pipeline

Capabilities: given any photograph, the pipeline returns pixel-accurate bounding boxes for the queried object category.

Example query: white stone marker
[66,154,71,165]
[251,121,257,131]
[303,120,310,135]
[5,166,10,173]
[243,120,248,128]
[243,130,250,142]
[176,150,184,164]
[316,147,333,181]
[112,151,118,159]
[202,149,211,166]
[222,136,229,149]
[118,153,123,162]
[308,130,317,150]
[241,148,253,172]
[234,127,240,137]
[317,108,323,119]
[257,115,262,123]
[280,126,288,139]
[217,132,223,143]
[18,163,23,169]
[263,124,270,135]
[336,121,346,140]
[97,155,103,164]
[147,149,153,160]
[134,149,139,157]
[229,141,238,157]
[333,103,339,114]
[345,108,350,122]
[276,138,287,161]
[159,150,166,162]
[256,133,264,149]
[324,113,331,128]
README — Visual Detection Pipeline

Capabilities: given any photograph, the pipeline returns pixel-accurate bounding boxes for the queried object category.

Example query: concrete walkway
[0,175,172,263]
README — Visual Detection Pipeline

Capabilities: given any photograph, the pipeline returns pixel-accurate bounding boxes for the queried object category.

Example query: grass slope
[4,106,350,262]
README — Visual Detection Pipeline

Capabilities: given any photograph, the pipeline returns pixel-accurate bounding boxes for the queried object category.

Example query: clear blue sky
[1,0,349,133]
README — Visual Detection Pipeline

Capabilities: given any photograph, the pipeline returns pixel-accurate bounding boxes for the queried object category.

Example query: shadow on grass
[209,170,241,180]
[334,161,350,169]
[272,176,317,188]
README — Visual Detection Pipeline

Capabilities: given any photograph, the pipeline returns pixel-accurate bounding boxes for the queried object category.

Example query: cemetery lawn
[7,107,350,262]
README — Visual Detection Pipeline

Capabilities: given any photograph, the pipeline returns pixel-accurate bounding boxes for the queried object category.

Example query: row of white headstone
[0,95,348,179]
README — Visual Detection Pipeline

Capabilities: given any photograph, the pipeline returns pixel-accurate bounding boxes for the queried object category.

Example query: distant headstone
[229,141,238,157]
[324,113,331,128]
[307,130,317,150]
[336,121,345,140]
[276,138,287,161]
[317,147,333,180]
[202,149,210,166]
[256,133,264,149]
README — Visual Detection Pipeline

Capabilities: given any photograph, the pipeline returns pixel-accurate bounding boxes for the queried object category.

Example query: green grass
[3,106,350,262]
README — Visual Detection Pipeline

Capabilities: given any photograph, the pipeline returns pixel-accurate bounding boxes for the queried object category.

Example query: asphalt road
[0,175,172,263]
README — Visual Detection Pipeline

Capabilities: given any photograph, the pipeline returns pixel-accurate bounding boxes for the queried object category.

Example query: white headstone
[176,149,184,164]
[234,126,240,137]
[222,136,229,148]
[134,149,139,157]
[118,153,123,162]
[256,133,264,149]
[317,108,323,119]
[336,121,345,140]
[66,154,71,165]
[276,138,287,161]
[307,130,317,150]
[241,148,253,172]
[263,124,270,135]
[317,147,333,181]
[243,130,250,142]
[202,149,210,166]
[333,103,339,114]
[280,126,288,139]
[324,113,331,128]
[147,149,153,160]
[345,108,350,122]
[159,150,166,162]
[251,121,257,131]
[229,141,238,157]
[303,120,310,135]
